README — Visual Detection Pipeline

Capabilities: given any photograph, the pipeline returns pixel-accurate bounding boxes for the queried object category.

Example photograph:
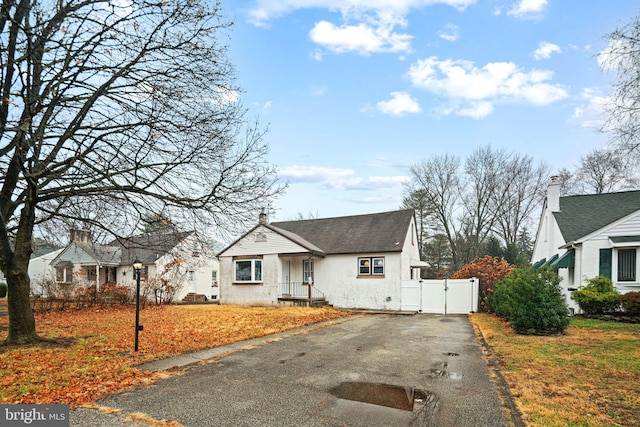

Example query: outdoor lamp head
[133,259,143,271]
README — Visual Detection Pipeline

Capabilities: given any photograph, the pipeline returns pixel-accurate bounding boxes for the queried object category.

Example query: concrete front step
[182,293,206,303]
[278,297,331,307]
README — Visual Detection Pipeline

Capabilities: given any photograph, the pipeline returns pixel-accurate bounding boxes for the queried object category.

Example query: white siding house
[218,209,426,310]
[49,229,219,302]
[532,176,640,313]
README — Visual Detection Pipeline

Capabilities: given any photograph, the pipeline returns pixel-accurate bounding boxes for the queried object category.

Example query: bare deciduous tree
[461,145,506,259]
[493,155,548,246]
[556,148,639,196]
[0,1,282,344]
[406,154,462,267]
[404,146,548,271]
[576,148,637,194]
[601,14,640,154]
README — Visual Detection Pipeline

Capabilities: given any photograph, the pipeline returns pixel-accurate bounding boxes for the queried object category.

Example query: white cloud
[246,1,476,55]
[438,23,460,42]
[245,1,476,27]
[376,91,422,116]
[309,20,412,55]
[570,88,609,129]
[278,165,409,192]
[214,86,239,105]
[533,41,561,60]
[325,175,410,191]
[598,39,630,72]
[406,56,568,118]
[507,0,547,19]
[279,165,354,183]
[457,101,494,119]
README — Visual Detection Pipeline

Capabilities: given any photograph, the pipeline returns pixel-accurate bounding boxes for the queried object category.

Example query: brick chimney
[70,228,91,243]
[547,176,561,212]
[258,208,267,225]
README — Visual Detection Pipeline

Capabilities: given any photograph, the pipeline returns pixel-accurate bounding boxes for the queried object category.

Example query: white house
[28,247,64,296]
[49,229,219,302]
[218,209,428,311]
[532,176,640,313]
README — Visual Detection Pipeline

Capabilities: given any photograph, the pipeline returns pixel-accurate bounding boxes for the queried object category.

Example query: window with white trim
[358,257,385,276]
[212,270,218,286]
[234,259,263,282]
[55,266,73,283]
[303,260,314,284]
[618,248,636,282]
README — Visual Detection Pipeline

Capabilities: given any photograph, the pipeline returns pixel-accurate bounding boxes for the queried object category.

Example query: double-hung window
[55,267,73,283]
[303,260,314,284]
[618,248,637,282]
[358,257,385,277]
[234,258,263,283]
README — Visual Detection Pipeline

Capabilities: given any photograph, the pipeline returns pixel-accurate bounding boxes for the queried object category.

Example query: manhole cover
[329,382,433,412]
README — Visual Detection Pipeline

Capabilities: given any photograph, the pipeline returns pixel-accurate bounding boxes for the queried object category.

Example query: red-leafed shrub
[621,291,640,316]
[452,256,514,312]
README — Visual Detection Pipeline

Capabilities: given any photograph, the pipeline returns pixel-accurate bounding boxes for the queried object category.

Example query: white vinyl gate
[401,278,479,314]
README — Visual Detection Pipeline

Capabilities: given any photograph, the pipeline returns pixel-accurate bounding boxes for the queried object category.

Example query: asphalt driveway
[72,314,515,426]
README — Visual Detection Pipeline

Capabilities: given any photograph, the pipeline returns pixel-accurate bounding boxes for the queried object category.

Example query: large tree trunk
[5,268,37,344]
[4,189,39,345]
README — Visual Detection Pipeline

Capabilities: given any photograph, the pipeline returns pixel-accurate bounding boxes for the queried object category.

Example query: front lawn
[0,304,351,407]
[470,313,640,427]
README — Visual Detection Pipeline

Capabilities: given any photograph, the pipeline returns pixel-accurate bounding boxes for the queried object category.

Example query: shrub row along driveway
[72,314,510,426]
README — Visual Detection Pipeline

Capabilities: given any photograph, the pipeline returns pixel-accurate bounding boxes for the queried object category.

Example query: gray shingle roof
[108,231,194,265]
[554,190,640,242]
[269,209,415,255]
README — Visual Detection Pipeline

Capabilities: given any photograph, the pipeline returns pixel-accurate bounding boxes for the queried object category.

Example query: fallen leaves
[0,304,351,408]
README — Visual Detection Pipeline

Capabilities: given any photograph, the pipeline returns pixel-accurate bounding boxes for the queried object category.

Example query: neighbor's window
[212,270,218,286]
[618,248,637,282]
[188,270,195,282]
[234,259,263,282]
[55,267,73,283]
[303,260,314,284]
[358,257,384,276]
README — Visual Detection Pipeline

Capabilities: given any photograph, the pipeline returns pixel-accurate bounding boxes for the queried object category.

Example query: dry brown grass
[471,313,640,426]
[0,303,351,407]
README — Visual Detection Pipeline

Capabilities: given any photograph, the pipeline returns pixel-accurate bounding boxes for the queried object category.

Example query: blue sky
[227,0,639,222]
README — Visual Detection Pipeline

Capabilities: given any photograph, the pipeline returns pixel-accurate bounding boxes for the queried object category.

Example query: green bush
[0,282,7,298]
[488,266,570,335]
[571,276,620,314]
[621,291,640,316]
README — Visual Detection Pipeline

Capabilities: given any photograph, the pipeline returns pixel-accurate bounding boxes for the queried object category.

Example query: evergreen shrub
[571,276,620,314]
[488,265,570,334]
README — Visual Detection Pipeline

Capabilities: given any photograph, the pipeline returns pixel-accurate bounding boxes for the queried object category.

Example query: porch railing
[278,282,325,300]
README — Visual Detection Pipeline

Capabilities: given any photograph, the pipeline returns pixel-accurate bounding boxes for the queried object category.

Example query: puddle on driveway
[428,369,463,380]
[329,382,435,412]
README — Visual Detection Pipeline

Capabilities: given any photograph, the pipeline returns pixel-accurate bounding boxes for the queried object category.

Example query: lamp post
[133,258,143,351]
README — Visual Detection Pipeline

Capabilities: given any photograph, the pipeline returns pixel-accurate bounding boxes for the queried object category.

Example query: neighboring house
[49,229,219,302]
[532,176,640,313]
[218,209,428,310]
[28,247,64,296]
